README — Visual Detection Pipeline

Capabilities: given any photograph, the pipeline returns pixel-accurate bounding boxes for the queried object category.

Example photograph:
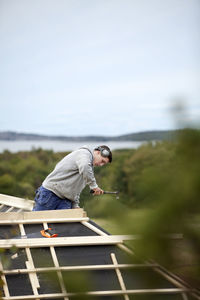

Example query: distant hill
[115,130,179,141]
[0,130,180,142]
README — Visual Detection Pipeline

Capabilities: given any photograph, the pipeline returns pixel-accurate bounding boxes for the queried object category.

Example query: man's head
[93,145,112,166]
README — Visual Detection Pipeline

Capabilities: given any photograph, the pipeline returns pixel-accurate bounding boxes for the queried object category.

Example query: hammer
[90,190,119,199]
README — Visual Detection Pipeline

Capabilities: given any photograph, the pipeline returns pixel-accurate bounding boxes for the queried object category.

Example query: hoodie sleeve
[75,151,98,189]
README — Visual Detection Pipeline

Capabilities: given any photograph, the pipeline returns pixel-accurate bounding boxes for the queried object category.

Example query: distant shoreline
[0,140,147,153]
[0,129,178,142]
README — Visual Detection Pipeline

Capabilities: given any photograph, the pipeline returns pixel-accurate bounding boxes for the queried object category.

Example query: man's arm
[76,152,98,189]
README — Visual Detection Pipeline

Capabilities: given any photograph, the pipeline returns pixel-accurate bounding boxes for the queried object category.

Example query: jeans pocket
[43,193,57,209]
[36,188,51,206]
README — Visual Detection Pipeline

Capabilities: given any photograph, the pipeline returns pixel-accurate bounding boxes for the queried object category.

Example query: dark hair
[95,145,112,163]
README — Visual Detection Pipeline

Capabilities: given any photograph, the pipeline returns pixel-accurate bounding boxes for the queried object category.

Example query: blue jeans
[32,186,72,211]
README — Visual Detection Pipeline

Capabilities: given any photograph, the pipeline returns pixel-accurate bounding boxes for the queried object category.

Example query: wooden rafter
[0,288,195,300]
[0,208,87,223]
[0,235,133,248]
[2,263,160,275]
[0,193,34,211]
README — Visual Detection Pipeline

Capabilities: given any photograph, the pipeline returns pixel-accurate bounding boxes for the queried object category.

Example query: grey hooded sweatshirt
[42,146,98,208]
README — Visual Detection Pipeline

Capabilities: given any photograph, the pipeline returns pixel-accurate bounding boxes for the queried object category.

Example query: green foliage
[81,129,200,287]
[106,129,200,287]
[90,142,176,207]
[0,149,69,199]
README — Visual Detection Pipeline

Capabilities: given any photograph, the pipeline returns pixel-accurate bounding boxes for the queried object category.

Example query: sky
[0,0,199,137]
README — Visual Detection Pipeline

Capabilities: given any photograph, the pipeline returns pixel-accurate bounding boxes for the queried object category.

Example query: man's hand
[92,187,104,195]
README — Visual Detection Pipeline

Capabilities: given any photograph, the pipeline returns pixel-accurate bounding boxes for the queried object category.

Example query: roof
[0,193,199,300]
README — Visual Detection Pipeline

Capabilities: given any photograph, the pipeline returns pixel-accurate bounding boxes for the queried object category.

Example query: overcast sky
[0,0,199,136]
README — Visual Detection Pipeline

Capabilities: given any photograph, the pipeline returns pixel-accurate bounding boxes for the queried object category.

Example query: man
[32,145,112,211]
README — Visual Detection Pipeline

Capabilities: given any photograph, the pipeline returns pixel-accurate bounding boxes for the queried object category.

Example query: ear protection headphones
[95,146,110,158]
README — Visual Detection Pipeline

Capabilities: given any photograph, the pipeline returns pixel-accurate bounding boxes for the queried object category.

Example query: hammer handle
[90,190,119,194]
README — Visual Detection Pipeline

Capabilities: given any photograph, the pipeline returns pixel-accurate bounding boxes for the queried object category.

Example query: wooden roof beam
[0,208,87,223]
[0,235,134,248]
[0,194,34,210]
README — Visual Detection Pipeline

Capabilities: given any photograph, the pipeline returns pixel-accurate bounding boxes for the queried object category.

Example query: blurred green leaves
[0,149,69,198]
[88,128,200,287]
